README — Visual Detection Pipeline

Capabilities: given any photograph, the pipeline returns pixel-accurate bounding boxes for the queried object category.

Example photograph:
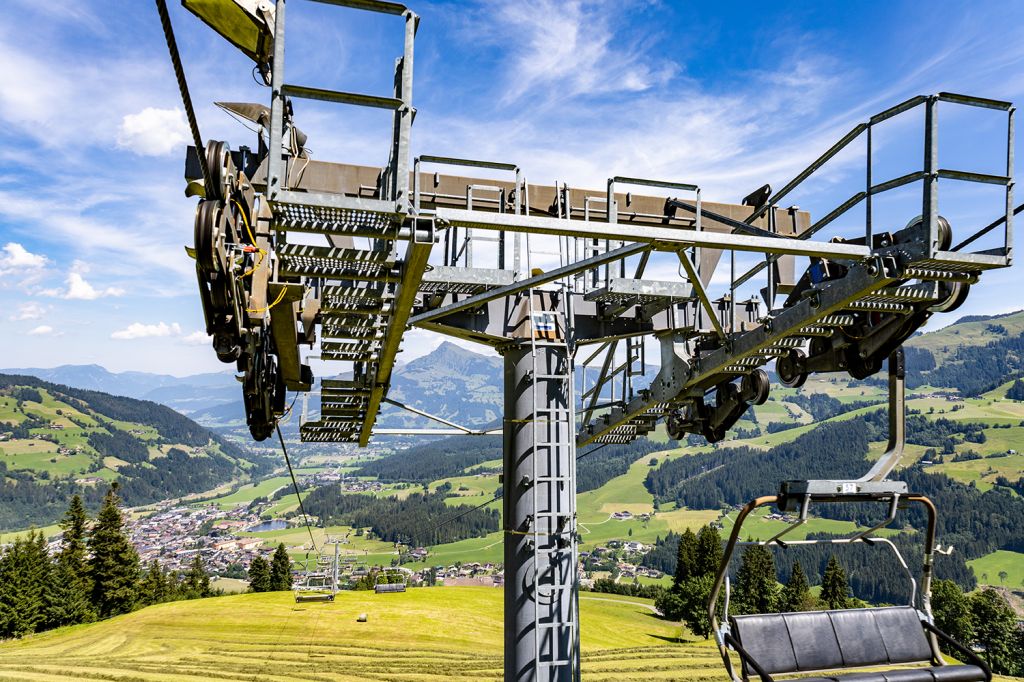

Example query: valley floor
[0,588,728,681]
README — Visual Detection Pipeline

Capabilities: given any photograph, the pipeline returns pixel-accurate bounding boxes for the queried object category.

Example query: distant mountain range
[6,309,1020,436]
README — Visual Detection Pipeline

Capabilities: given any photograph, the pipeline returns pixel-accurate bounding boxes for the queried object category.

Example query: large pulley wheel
[194,201,218,274]
[205,140,235,202]
[929,281,970,313]
[741,369,770,405]
[777,349,807,388]
[904,215,952,250]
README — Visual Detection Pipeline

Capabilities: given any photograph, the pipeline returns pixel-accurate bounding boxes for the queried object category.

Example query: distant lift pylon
[158,1,1014,680]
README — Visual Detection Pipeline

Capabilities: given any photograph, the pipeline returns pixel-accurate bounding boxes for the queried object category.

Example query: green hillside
[0,589,718,681]
[0,375,270,529]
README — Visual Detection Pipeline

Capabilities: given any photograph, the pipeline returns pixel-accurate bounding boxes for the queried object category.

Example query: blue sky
[1,0,1022,376]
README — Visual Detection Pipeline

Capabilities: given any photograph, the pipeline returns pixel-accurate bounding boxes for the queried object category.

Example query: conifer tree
[49,495,96,626]
[672,528,698,588]
[693,525,723,578]
[733,543,778,615]
[820,555,850,610]
[248,556,271,592]
[87,484,140,617]
[183,556,211,599]
[269,544,292,591]
[0,531,53,637]
[139,560,168,605]
[779,561,814,613]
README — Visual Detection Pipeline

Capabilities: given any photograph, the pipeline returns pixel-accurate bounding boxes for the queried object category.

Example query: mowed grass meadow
[0,588,730,681]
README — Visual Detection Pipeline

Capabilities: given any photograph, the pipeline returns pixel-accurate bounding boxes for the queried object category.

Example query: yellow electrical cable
[233,200,267,279]
[246,285,289,314]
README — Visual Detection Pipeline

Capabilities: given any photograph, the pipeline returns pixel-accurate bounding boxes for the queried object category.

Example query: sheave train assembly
[161,0,1015,680]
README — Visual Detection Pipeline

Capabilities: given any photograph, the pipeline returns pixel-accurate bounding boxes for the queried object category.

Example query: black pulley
[777,349,807,388]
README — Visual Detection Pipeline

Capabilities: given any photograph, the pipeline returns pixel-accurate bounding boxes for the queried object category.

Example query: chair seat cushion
[824,666,987,682]
[928,665,987,681]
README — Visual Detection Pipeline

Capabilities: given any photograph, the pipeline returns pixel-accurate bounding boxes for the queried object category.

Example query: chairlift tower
[165,1,1015,679]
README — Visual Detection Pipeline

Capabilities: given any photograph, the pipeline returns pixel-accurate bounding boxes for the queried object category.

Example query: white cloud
[116,107,191,157]
[27,325,56,336]
[10,302,46,321]
[111,321,182,340]
[181,330,212,346]
[66,272,125,300]
[0,242,48,273]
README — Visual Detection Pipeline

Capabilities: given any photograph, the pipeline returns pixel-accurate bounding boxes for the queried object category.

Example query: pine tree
[269,544,292,591]
[732,543,778,615]
[248,556,271,592]
[87,484,140,617]
[820,555,850,610]
[693,525,723,578]
[49,495,95,627]
[139,560,168,605]
[672,528,698,588]
[0,531,53,637]
[931,579,974,651]
[969,587,1019,675]
[1006,378,1024,401]
[779,561,814,613]
[183,556,211,599]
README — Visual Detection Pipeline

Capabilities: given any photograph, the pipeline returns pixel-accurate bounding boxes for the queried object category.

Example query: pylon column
[502,324,578,681]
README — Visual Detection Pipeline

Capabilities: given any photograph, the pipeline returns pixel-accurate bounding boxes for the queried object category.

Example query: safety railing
[735,92,1014,308]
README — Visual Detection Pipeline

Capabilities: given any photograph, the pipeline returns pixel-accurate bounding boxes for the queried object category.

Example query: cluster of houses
[122,504,278,575]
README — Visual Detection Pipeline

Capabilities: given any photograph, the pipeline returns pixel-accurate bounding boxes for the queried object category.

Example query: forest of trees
[302,488,500,546]
[904,330,1024,395]
[358,433,671,494]
[0,486,218,639]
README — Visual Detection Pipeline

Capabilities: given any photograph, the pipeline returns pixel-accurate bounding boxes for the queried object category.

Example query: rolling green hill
[0,588,1013,682]
[0,589,712,681]
[0,374,270,529]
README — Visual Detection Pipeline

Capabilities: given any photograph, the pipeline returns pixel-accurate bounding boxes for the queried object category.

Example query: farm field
[968,550,1024,590]
[0,588,720,682]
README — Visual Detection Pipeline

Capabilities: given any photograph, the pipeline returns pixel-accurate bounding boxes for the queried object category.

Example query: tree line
[653,523,1024,676]
[356,432,671,495]
[0,485,219,639]
[302,488,500,546]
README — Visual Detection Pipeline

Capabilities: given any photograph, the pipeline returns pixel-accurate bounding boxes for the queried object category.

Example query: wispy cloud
[483,0,676,104]
[10,302,47,321]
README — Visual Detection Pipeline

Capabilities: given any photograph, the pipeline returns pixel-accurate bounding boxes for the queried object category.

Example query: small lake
[248,520,289,533]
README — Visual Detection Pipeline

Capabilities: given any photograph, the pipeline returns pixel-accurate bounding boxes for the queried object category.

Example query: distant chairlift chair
[374,569,408,594]
[708,350,991,682]
[294,545,338,603]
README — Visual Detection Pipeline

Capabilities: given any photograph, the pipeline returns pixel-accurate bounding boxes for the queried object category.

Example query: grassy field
[0,588,1003,681]
[204,476,294,509]
[0,588,726,681]
[968,550,1024,590]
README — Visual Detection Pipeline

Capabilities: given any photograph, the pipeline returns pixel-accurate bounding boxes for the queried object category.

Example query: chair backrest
[730,606,934,676]
[375,582,407,593]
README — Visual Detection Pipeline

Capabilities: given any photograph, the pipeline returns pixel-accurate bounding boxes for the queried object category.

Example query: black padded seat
[929,666,988,682]
[728,606,989,682]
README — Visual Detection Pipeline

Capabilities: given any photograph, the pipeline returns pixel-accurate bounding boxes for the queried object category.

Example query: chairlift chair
[374,568,408,594]
[294,544,339,603]
[707,350,991,682]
